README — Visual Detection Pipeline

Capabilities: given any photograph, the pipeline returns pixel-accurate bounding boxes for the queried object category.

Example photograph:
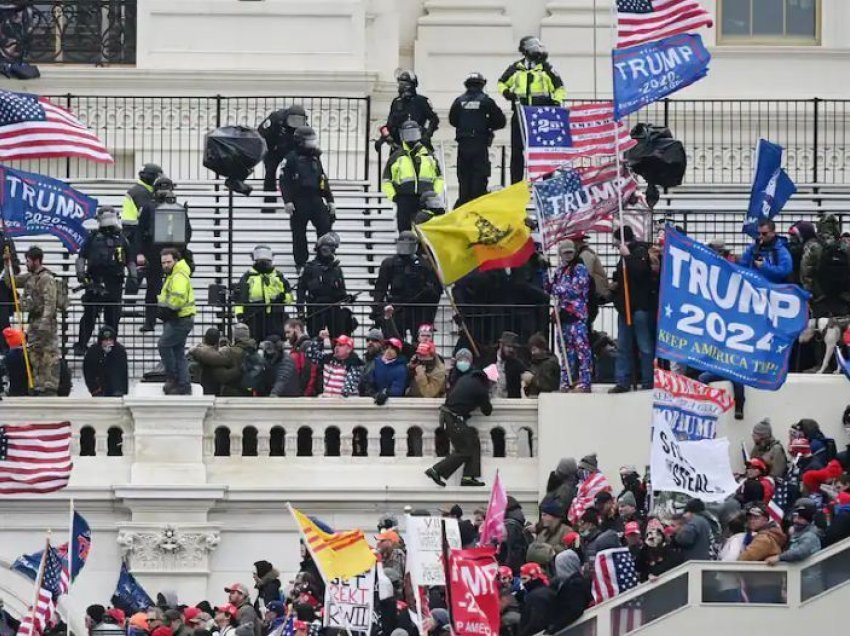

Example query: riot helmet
[96,206,121,231]
[396,231,419,257]
[464,72,487,90]
[253,244,274,273]
[400,120,422,145]
[153,176,176,203]
[396,70,418,97]
[285,104,307,129]
[139,163,163,187]
[520,36,546,62]
[294,125,320,151]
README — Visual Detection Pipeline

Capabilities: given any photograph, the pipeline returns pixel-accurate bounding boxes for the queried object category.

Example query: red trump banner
[448,547,500,636]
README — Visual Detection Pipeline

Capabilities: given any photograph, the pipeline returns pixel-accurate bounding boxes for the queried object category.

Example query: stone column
[124,397,214,486]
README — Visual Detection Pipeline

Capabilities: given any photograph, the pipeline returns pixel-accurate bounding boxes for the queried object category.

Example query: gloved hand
[76,272,87,284]
[373,137,386,152]
[374,389,389,406]
[502,89,517,102]
[284,202,296,215]
[327,202,336,218]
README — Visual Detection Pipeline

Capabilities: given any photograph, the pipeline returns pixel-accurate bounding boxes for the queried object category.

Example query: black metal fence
[7,0,137,65]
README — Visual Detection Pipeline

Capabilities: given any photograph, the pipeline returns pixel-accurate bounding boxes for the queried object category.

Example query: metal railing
[10,0,138,65]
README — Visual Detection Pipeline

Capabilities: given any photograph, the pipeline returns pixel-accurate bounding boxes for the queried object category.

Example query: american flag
[767,478,792,524]
[0,90,113,163]
[592,548,640,604]
[568,470,612,525]
[281,615,295,636]
[533,163,639,246]
[16,544,67,636]
[612,601,644,636]
[616,0,713,49]
[0,422,73,495]
[521,103,636,180]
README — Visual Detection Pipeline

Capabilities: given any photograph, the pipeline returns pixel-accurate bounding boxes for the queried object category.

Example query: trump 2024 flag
[743,139,797,238]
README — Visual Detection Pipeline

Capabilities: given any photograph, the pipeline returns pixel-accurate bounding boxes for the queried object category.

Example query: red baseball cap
[386,338,403,351]
[106,608,126,625]
[183,608,201,623]
[746,458,768,473]
[624,521,641,536]
[335,335,354,348]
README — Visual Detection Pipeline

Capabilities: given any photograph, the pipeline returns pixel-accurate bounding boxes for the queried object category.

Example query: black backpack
[817,240,850,296]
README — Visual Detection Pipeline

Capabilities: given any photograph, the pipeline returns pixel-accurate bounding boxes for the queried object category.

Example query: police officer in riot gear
[373,231,441,339]
[280,125,336,273]
[297,233,353,338]
[123,163,162,249]
[135,176,193,332]
[73,207,136,355]
[235,244,293,342]
[449,72,507,206]
[382,121,444,233]
[497,37,566,183]
[258,104,308,212]
[376,70,440,151]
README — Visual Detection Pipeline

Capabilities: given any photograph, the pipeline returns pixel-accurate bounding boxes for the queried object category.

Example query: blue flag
[613,33,711,120]
[743,139,797,238]
[656,228,809,391]
[11,511,91,583]
[836,346,850,381]
[111,562,154,615]
[0,165,97,252]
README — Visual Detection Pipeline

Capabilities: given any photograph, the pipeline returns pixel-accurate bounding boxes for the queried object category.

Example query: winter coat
[541,458,579,513]
[188,342,223,395]
[525,351,561,396]
[235,599,261,636]
[445,370,493,418]
[499,505,529,574]
[612,241,657,314]
[535,522,569,557]
[779,524,821,562]
[546,552,590,633]
[2,347,28,396]
[739,523,787,562]
[750,438,789,478]
[500,596,521,636]
[267,353,301,397]
[407,357,447,398]
[82,338,128,397]
[674,513,714,562]
[216,338,259,397]
[740,236,793,283]
[824,504,850,547]
[518,579,554,636]
[318,352,364,397]
[255,568,282,606]
[582,528,621,573]
[367,355,409,397]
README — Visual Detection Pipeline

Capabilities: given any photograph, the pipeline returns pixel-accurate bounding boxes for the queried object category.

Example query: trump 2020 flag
[110,562,154,615]
[613,33,711,120]
[743,139,797,238]
[521,104,635,180]
[0,165,98,253]
[656,228,809,390]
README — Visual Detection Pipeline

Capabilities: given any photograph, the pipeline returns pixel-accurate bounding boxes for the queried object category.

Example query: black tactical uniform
[74,209,136,354]
[258,105,307,210]
[373,232,442,338]
[448,73,507,205]
[297,234,353,338]
[135,177,193,331]
[280,126,335,271]
[122,163,161,256]
[379,71,440,149]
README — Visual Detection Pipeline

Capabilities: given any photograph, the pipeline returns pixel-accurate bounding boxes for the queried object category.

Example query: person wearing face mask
[447,347,474,391]
[545,239,592,392]
[235,245,293,343]
[373,231,442,339]
[364,337,408,404]
[297,233,352,339]
[280,125,335,274]
[382,121,444,233]
[83,324,128,397]
[497,36,566,184]
[407,340,446,398]
[258,104,308,212]
[376,70,440,152]
[765,498,822,567]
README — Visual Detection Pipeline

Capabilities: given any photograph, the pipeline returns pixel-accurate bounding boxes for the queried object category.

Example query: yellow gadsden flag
[416,183,533,285]
[288,505,376,581]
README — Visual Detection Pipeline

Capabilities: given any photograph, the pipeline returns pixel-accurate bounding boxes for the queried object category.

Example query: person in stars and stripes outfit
[545,239,592,392]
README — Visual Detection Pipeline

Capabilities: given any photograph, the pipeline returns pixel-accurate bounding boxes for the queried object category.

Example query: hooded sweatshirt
[542,458,579,513]
[82,327,129,397]
[547,550,590,634]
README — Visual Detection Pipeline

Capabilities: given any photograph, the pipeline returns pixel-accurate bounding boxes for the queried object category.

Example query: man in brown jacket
[407,340,446,398]
[738,503,787,603]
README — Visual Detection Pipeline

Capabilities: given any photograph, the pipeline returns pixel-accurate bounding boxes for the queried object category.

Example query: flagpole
[610,0,633,328]
[440,518,454,631]
[0,212,34,389]
[541,231,574,389]
[411,224,480,358]
[593,0,599,100]
[28,535,50,634]
[67,498,75,582]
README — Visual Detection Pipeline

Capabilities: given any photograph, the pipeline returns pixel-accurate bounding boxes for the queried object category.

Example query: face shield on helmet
[153,176,176,203]
[396,231,419,257]
[96,207,121,231]
[400,122,422,145]
[396,70,418,96]
[252,245,274,263]
[523,37,546,62]
[139,163,163,186]
[286,106,307,129]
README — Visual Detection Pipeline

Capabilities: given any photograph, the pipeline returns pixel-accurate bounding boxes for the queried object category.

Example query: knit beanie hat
[539,500,565,518]
[578,453,598,471]
[233,323,251,342]
[752,419,772,438]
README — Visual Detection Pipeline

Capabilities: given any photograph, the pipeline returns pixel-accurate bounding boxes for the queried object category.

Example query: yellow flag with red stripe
[416,182,533,285]
[288,504,376,581]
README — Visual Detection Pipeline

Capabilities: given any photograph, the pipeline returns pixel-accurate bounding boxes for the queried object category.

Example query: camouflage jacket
[15,267,58,326]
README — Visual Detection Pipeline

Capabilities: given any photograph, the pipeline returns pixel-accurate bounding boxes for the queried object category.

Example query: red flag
[448,547,500,636]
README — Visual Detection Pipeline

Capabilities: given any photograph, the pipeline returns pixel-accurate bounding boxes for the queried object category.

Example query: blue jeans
[698,371,745,408]
[158,316,194,387]
[615,310,654,388]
